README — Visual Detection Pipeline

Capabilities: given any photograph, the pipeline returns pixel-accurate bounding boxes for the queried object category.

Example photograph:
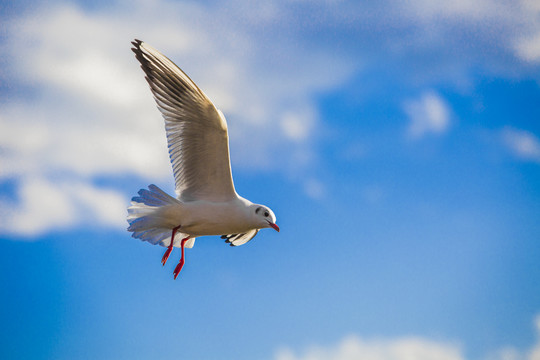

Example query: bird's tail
[127,184,195,248]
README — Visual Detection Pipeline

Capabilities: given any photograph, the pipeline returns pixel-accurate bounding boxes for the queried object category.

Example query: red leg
[161,225,180,266]
[173,237,190,279]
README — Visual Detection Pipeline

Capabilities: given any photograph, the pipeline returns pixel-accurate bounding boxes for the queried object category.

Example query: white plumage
[127,40,279,279]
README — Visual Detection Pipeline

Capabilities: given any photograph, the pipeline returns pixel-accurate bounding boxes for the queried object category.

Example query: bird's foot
[161,245,173,266]
[173,236,190,280]
[173,259,185,279]
[162,225,181,266]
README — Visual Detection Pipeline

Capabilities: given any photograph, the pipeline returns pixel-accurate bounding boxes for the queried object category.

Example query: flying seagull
[127,40,279,279]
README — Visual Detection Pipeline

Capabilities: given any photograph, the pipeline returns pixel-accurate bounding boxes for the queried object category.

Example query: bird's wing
[221,230,259,246]
[132,39,237,202]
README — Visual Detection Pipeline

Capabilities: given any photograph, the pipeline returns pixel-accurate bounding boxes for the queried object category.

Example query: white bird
[127,39,279,279]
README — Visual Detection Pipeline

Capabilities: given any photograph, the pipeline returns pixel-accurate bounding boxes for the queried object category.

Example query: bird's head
[252,204,279,232]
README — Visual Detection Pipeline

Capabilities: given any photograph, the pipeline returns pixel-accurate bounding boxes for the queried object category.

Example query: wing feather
[132,39,237,202]
[221,229,259,246]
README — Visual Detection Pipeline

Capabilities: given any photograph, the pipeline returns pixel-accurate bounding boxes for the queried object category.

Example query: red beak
[268,222,280,232]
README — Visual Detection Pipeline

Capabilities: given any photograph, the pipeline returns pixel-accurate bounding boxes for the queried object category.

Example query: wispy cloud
[394,0,540,70]
[2,0,540,237]
[515,31,540,63]
[501,127,540,163]
[275,313,540,360]
[276,335,464,360]
[487,314,540,360]
[303,178,326,200]
[0,0,355,237]
[513,0,540,64]
[404,92,451,139]
[0,177,126,237]
[1,1,353,177]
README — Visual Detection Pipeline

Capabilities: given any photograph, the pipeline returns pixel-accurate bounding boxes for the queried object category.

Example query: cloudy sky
[1,0,540,359]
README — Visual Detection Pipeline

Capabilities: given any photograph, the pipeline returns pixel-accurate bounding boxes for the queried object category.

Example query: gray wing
[221,230,259,246]
[132,39,237,202]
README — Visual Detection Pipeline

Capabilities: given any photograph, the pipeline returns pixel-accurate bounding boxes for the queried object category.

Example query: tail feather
[131,229,171,245]
[131,184,177,207]
[127,184,196,248]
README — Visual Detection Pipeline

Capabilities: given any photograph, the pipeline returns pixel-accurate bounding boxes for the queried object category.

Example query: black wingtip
[130,39,153,79]
[131,39,145,55]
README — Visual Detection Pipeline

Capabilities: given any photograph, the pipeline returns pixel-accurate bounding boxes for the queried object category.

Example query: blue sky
[1,1,540,359]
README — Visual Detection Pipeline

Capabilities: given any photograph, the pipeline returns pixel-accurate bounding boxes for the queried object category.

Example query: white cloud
[280,107,317,142]
[491,347,523,360]
[486,314,540,360]
[0,0,356,237]
[303,178,325,200]
[501,127,540,162]
[404,92,451,139]
[394,0,540,68]
[513,0,540,64]
[0,177,126,237]
[2,0,540,237]
[0,1,354,175]
[0,102,171,180]
[399,0,508,21]
[515,33,540,63]
[531,314,540,360]
[276,313,540,360]
[66,182,127,229]
[275,335,464,360]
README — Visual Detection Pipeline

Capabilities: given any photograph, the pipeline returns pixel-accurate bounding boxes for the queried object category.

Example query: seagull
[127,39,279,279]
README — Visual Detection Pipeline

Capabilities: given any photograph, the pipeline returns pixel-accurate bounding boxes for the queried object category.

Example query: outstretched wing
[221,230,259,246]
[132,39,237,202]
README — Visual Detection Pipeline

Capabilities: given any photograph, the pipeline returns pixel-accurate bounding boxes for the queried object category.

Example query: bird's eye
[264,211,269,217]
